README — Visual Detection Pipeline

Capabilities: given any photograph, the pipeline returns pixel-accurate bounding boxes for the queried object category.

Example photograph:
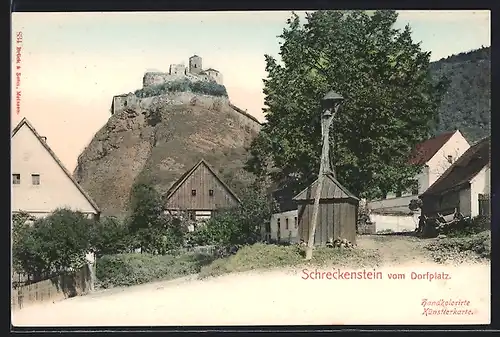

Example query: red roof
[408,131,456,165]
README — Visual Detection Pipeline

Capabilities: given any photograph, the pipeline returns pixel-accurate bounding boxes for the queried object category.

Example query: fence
[11,265,93,311]
[478,194,491,217]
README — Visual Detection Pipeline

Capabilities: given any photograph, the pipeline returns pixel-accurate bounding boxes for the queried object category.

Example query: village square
[11,10,491,326]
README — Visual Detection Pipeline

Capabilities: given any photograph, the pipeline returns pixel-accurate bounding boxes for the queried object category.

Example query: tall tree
[246,10,447,198]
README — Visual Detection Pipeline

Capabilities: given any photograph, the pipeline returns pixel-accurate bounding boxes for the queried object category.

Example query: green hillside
[430,46,491,142]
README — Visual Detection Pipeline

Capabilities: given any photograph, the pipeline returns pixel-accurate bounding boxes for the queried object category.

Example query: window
[277,218,281,229]
[191,189,197,196]
[395,191,402,198]
[32,174,40,185]
[285,218,289,230]
[294,217,298,228]
[209,189,214,197]
[447,155,453,164]
[412,187,419,195]
[12,174,20,185]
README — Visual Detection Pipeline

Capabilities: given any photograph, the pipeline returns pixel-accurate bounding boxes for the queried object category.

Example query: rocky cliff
[73,91,261,217]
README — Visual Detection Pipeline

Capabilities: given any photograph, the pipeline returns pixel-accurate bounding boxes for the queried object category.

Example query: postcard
[11,10,491,327]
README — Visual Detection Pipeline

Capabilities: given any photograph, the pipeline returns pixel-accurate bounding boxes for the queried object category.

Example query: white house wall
[426,131,471,189]
[459,188,472,216]
[470,166,490,217]
[11,125,98,215]
[369,213,419,233]
[270,210,298,242]
[369,131,470,212]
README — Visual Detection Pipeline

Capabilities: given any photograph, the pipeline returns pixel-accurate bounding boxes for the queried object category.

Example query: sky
[11,10,491,172]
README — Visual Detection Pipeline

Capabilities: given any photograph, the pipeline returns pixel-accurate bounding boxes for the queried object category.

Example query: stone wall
[111,91,261,134]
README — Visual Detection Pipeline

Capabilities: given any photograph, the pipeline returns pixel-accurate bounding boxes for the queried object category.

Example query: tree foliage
[92,216,136,258]
[246,10,447,199]
[12,209,94,278]
[128,182,186,254]
[134,78,228,98]
[429,46,490,142]
[188,187,279,247]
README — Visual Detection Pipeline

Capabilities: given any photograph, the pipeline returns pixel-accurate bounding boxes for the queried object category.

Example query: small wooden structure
[293,173,359,245]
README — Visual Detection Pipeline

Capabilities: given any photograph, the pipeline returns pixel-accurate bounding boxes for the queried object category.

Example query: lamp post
[305,90,344,260]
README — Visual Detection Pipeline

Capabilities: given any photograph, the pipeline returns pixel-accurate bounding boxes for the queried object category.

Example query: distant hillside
[430,46,491,142]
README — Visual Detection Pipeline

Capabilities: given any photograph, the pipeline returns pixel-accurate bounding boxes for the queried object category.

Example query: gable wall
[11,125,98,215]
[166,163,239,210]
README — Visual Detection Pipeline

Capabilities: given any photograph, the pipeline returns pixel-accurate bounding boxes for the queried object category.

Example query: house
[11,118,101,220]
[367,130,470,232]
[292,173,359,245]
[419,136,491,219]
[269,210,299,243]
[163,159,241,223]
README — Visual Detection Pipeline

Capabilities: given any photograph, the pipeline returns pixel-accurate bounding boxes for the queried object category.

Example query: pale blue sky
[11,10,491,171]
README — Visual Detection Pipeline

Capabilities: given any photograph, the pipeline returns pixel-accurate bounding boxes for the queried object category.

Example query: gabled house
[11,118,100,220]
[419,136,491,218]
[163,159,241,222]
[367,130,470,232]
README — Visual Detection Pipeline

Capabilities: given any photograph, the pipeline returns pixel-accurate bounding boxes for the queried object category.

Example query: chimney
[40,136,47,142]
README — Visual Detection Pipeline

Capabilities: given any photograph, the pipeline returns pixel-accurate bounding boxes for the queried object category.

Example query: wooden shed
[292,173,359,245]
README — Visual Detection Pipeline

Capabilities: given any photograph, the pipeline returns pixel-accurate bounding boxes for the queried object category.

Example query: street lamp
[321,90,344,113]
[305,90,344,260]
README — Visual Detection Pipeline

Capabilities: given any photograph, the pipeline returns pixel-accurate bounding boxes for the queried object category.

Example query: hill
[73,89,261,217]
[430,46,491,142]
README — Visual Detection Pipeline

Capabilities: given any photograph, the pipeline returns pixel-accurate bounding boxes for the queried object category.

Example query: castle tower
[189,55,202,75]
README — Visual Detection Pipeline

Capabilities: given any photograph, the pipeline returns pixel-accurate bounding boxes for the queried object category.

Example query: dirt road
[12,236,490,326]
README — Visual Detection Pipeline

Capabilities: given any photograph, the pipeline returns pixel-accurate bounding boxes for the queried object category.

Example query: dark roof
[11,118,101,213]
[293,173,359,201]
[420,136,490,196]
[408,131,458,165]
[190,55,200,59]
[164,159,241,203]
[205,68,219,73]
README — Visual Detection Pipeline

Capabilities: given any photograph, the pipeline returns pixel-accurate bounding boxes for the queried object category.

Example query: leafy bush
[425,230,491,262]
[198,243,381,279]
[128,182,187,254]
[92,216,135,258]
[95,252,214,288]
[187,187,278,247]
[12,208,94,278]
[440,215,490,237]
[134,79,228,98]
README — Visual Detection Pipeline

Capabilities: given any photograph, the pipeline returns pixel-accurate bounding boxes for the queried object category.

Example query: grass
[96,252,215,288]
[425,230,491,263]
[198,243,382,279]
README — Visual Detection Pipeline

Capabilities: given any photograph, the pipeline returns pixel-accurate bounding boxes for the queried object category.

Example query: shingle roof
[293,173,359,201]
[408,131,457,165]
[164,158,241,203]
[11,118,101,213]
[420,136,490,196]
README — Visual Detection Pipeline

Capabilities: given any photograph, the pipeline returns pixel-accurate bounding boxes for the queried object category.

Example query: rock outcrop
[73,91,261,217]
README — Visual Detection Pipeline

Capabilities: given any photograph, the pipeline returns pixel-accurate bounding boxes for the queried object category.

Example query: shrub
[189,187,279,248]
[96,252,214,288]
[92,216,135,258]
[425,230,491,261]
[134,79,228,98]
[128,182,186,254]
[440,215,490,237]
[12,208,94,278]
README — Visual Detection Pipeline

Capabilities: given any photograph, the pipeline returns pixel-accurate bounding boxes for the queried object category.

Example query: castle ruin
[143,55,224,87]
